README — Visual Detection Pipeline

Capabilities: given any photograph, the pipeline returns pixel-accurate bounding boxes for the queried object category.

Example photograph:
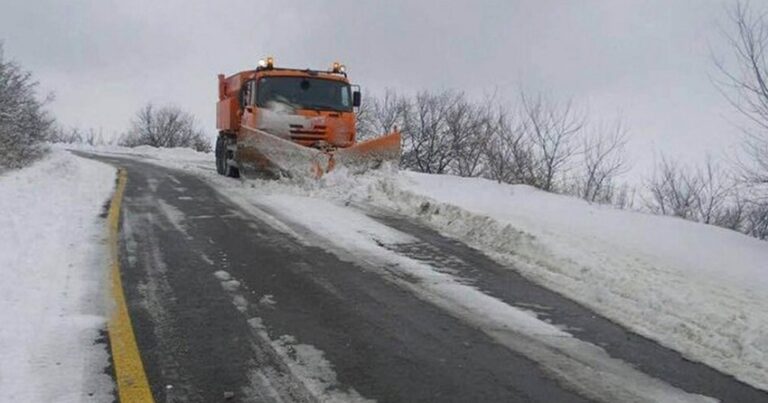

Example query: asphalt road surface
[83,153,768,403]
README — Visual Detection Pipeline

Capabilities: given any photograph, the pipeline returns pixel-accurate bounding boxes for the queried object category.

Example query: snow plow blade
[330,132,402,174]
[238,125,400,178]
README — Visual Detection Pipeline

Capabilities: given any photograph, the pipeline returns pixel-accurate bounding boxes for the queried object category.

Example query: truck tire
[224,137,240,178]
[215,135,226,175]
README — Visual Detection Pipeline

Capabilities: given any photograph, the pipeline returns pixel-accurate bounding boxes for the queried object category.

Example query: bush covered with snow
[0,44,52,172]
[119,103,212,153]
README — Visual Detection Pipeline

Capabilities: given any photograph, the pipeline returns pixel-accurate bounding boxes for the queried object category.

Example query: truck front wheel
[215,135,226,175]
[224,136,240,178]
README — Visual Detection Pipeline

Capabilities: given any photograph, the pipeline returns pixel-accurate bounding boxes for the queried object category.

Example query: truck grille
[289,124,327,140]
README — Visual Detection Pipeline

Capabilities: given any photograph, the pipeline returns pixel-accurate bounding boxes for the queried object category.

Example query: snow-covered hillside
[0,150,115,402]
[77,145,768,391]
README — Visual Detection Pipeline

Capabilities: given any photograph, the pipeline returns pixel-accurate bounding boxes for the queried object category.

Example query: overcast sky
[0,0,751,177]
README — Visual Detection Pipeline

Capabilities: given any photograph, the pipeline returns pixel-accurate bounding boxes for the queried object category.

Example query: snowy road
[82,154,768,403]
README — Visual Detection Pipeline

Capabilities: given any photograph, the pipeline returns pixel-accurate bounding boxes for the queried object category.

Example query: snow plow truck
[215,57,401,178]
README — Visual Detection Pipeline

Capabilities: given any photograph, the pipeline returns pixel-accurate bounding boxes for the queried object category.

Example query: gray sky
[0,0,748,177]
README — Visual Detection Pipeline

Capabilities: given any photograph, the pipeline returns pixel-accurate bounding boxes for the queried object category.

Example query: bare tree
[120,104,212,152]
[400,90,461,174]
[0,43,52,170]
[363,89,630,206]
[83,128,105,146]
[520,93,586,191]
[481,93,588,191]
[642,154,747,231]
[715,191,748,231]
[643,156,702,219]
[363,89,588,185]
[709,1,768,239]
[694,156,738,225]
[612,183,637,210]
[362,89,500,177]
[49,126,108,146]
[575,120,630,203]
[714,1,768,187]
[482,111,516,183]
[447,95,496,177]
[48,126,83,144]
[742,201,768,239]
[483,109,535,184]
[354,94,374,140]
[356,89,406,141]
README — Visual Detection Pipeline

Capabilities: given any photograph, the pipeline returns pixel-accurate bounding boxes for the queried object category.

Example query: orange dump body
[216,66,400,178]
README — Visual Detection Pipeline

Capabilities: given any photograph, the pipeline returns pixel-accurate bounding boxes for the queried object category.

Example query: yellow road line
[107,168,155,403]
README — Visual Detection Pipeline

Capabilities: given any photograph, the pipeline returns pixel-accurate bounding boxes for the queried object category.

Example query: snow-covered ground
[77,144,768,393]
[0,149,115,402]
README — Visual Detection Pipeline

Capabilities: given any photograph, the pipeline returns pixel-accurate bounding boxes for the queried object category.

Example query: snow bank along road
[80,152,767,403]
[0,151,114,402]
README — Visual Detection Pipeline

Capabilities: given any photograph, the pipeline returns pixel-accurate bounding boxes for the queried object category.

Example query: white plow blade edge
[239,125,330,178]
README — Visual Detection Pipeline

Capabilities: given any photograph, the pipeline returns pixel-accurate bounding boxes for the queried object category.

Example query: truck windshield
[257,77,352,112]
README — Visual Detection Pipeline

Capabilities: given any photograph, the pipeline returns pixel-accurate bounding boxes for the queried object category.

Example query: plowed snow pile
[0,149,115,402]
[369,172,768,391]
[81,145,768,391]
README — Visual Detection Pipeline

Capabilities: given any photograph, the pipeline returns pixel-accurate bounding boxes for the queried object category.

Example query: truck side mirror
[353,90,361,107]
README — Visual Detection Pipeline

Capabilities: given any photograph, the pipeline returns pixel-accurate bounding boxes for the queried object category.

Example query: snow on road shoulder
[370,172,768,392]
[0,149,116,402]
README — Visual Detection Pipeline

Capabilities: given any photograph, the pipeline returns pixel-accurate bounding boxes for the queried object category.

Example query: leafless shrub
[482,109,535,184]
[519,93,586,191]
[354,95,374,140]
[362,89,590,188]
[361,89,498,177]
[361,89,595,194]
[644,156,704,219]
[48,126,83,144]
[120,104,212,152]
[642,155,745,229]
[612,183,638,210]
[480,93,590,191]
[695,157,740,226]
[400,90,462,174]
[83,128,105,146]
[356,89,406,141]
[447,95,497,177]
[360,90,632,206]
[0,44,52,171]
[49,126,106,146]
[742,200,768,239]
[574,120,630,203]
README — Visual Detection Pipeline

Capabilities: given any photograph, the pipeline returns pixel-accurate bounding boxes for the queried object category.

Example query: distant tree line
[118,104,211,152]
[48,126,107,146]
[357,85,766,240]
[49,104,213,152]
[357,89,632,206]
